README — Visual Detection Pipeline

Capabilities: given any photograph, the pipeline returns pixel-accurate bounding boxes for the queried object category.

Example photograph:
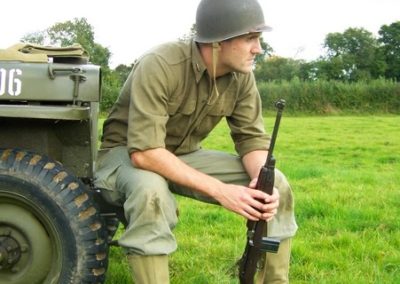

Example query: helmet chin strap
[208,42,220,105]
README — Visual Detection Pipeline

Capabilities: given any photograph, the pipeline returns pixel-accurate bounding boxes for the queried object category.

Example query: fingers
[247,188,279,207]
[240,207,262,221]
[245,187,280,221]
[230,192,269,221]
[247,186,279,200]
[241,204,277,222]
[243,202,267,221]
[261,208,278,221]
[218,184,280,221]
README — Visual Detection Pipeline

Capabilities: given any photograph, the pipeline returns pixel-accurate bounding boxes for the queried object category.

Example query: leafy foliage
[379,22,400,81]
[322,28,384,81]
[255,23,400,83]
[258,78,400,114]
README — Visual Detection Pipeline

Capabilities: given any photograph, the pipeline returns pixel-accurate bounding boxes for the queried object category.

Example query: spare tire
[0,148,108,284]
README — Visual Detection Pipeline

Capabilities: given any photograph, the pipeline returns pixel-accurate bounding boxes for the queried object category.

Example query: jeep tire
[0,149,108,284]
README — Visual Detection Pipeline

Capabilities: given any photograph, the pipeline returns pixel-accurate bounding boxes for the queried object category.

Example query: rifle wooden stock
[238,99,285,284]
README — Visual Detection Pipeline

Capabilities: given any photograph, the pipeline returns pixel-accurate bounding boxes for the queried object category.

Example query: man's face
[218,32,263,74]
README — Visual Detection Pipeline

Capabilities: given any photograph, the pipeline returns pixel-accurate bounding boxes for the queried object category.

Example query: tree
[378,21,400,81]
[322,28,385,81]
[254,56,303,82]
[99,63,135,112]
[20,31,46,45]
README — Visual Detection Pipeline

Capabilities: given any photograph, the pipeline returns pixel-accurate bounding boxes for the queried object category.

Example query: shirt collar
[191,40,208,83]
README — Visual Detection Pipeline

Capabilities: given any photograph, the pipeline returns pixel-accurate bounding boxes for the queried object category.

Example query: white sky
[1,0,399,68]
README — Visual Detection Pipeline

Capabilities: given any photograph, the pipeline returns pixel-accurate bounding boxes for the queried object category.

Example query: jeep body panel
[0,62,100,102]
[0,60,101,179]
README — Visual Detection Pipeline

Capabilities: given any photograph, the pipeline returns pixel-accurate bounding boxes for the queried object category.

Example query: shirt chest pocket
[167,95,196,116]
[192,91,237,139]
[166,96,196,139]
[207,90,236,117]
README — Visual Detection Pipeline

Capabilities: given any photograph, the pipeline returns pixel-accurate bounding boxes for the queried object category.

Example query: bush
[258,78,400,114]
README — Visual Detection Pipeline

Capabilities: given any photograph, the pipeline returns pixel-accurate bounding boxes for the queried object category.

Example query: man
[95,0,297,283]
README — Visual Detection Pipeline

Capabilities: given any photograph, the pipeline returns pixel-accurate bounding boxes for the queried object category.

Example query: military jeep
[0,43,122,284]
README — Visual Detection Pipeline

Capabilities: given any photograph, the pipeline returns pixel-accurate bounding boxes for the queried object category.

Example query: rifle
[238,99,286,283]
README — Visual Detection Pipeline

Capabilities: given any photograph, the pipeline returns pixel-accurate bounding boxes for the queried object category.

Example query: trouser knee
[274,169,294,213]
[121,172,178,228]
[117,169,179,254]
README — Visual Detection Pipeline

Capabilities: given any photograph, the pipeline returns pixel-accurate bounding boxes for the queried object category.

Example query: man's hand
[239,150,279,221]
[213,182,279,221]
[248,177,280,221]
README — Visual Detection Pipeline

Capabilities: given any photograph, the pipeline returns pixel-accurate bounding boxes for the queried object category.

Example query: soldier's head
[195,0,271,76]
[195,0,271,43]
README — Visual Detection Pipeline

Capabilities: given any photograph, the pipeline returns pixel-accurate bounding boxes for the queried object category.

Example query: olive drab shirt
[100,40,270,156]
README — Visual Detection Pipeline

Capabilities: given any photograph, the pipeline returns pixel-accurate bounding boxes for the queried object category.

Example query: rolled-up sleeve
[227,73,270,157]
[127,55,171,153]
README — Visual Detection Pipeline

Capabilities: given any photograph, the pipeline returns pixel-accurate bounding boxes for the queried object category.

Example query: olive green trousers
[95,146,297,282]
[255,238,292,284]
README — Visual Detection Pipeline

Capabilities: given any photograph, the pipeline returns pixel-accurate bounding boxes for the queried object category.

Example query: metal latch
[48,64,87,105]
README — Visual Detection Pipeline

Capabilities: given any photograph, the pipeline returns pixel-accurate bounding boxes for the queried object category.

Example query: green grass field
[104,115,400,284]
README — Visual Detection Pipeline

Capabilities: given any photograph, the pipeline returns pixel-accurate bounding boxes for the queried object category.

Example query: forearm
[131,148,223,199]
[241,150,268,180]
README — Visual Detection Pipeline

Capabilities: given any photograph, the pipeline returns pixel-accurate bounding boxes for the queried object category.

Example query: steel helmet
[195,0,271,43]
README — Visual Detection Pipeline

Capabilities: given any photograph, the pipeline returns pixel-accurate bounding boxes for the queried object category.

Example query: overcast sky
[1,0,399,68]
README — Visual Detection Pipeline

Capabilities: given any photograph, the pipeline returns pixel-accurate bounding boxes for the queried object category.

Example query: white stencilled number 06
[0,68,22,96]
